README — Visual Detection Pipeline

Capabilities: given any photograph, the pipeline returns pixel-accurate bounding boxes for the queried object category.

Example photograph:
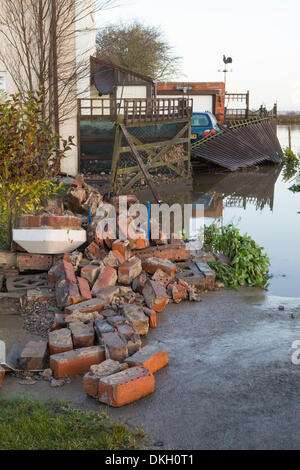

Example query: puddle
[200,320,300,368]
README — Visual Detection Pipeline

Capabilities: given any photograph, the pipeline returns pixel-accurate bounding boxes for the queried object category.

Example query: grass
[0,398,143,450]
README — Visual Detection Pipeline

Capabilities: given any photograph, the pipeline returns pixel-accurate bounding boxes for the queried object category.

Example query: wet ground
[1,126,300,450]
[1,289,300,450]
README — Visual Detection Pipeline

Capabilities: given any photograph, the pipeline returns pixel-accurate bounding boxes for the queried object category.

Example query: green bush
[0,91,74,249]
[204,223,270,289]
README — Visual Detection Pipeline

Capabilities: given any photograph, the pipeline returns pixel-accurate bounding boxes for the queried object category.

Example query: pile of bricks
[0,187,218,406]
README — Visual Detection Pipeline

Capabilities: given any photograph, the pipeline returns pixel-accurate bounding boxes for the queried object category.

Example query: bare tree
[0,0,116,134]
[96,21,182,80]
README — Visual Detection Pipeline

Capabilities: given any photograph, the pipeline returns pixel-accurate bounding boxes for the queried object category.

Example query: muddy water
[164,125,300,298]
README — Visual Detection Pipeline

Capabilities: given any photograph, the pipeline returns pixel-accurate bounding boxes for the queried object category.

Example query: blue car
[191,112,220,142]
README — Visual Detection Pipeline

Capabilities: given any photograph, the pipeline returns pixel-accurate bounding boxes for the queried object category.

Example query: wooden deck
[78,97,193,124]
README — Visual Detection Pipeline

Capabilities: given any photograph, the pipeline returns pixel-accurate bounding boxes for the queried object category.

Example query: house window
[0,72,7,92]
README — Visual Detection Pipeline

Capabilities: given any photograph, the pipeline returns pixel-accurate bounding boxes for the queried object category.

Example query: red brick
[117,324,141,356]
[133,244,190,262]
[142,257,176,276]
[82,372,100,397]
[69,322,95,348]
[142,280,169,313]
[120,304,149,336]
[56,280,82,308]
[168,283,188,303]
[0,367,5,388]
[98,366,155,407]
[81,264,101,286]
[112,240,132,260]
[143,307,157,328]
[50,314,67,332]
[101,332,128,362]
[26,288,55,302]
[91,267,118,295]
[125,343,168,373]
[103,250,125,268]
[65,298,106,315]
[118,257,142,285]
[83,360,129,397]
[50,346,105,378]
[18,254,53,273]
[49,328,73,356]
[85,242,105,261]
[77,277,92,301]
[95,286,120,305]
[15,215,41,228]
[132,273,148,294]
[62,260,77,284]
[18,341,48,370]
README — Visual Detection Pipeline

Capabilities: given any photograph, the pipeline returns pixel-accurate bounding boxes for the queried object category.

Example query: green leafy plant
[204,223,270,289]
[0,91,74,249]
[282,147,300,182]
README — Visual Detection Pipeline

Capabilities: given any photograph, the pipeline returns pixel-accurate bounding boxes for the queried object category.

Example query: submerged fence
[192,118,283,171]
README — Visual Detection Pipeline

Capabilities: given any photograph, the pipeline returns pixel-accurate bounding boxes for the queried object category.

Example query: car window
[192,115,211,126]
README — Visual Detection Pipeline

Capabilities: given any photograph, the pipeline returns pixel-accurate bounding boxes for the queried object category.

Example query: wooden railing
[78,98,193,123]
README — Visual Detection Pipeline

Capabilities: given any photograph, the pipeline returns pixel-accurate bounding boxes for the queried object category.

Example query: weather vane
[218,55,233,88]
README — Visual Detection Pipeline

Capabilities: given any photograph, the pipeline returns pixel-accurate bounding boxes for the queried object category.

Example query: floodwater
[165,125,300,298]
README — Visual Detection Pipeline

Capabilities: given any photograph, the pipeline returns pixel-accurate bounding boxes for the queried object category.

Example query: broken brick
[133,244,190,262]
[50,313,67,332]
[77,277,92,301]
[85,242,105,261]
[26,288,55,302]
[56,280,82,308]
[98,366,155,407]
[103,250,125,268]
[18,253,53,273]
[18,340,48,371]
[82,372,101,397]
[65,298,106,315]
[120,304,149,336]
[142,257,176,277]
[118,257,142,285]
[112,240,132,260]
[48,328,73,356]
[83,359,129,397]
[69,322,95,349]
[95,286,120,305]
[143,307,157,328]
[81,264,101,286]
[91,267,118,295]
[168,283,188,303]
[101,332,129,362]
[132,273,148,294]
[101,308,119,319]
[117,323,142,356]
[94,319,116,342]
[50,346,105,378]
[125,343,168,374]
[142,280,169,313]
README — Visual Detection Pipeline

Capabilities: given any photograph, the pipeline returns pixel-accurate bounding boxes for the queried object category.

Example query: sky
[96,0,300,111]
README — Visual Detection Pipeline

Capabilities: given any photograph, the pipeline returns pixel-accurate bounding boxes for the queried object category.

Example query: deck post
[110,116,123,193]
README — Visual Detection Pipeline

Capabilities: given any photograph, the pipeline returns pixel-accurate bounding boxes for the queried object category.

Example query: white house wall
[158,94,214,113]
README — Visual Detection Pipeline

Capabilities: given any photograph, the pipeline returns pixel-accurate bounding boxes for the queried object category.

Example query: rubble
[1,177,219,408]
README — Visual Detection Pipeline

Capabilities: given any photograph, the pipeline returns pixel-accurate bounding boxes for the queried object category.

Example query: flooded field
[165,125,300,298]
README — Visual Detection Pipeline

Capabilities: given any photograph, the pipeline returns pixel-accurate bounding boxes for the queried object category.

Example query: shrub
[204,223,270,289]
[0,91,74,249]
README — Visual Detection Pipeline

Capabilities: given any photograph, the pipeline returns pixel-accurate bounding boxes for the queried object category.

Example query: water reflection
[164,125,300,297]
